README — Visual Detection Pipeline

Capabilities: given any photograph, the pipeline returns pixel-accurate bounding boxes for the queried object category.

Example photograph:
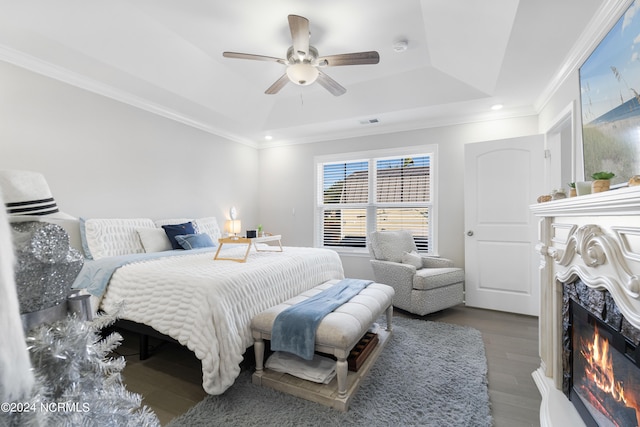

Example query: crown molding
[258,107,538,149]
[534,0,634,113]
[0,44,258,149]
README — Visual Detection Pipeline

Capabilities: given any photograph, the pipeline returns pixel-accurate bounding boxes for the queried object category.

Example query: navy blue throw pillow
[162,222,196,250]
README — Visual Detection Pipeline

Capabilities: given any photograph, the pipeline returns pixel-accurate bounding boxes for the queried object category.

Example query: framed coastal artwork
[579,0,640,186]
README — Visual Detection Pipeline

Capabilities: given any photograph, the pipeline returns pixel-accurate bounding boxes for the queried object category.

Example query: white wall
[538,72,581,136]
[0,61,259,226]
[257,116,539,279]
[0,59,544,281]
[539,70,588,186]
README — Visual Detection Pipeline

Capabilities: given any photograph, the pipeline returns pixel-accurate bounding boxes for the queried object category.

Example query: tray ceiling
[0,0,611,146]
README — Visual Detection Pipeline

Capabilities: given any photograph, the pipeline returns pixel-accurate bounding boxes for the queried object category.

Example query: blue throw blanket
[71,247,216,298]
[270,278,372,360]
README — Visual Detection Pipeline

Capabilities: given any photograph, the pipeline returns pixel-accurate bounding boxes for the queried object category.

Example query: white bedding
[98,244,344,395]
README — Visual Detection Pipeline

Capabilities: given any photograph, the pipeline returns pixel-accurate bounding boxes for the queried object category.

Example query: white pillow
[81,218,154,259]
[401,251,423,268]
[194,217,222,242]
[137,227,172,252]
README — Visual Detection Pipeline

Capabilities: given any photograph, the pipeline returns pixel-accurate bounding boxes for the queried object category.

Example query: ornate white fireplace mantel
[530,186,640,427]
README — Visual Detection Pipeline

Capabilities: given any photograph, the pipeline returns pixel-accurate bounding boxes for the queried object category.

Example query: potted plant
[568,182,576,197]
[591,172,615,193]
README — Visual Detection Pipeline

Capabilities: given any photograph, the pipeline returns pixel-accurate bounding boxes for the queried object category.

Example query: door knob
[467,230,474,236]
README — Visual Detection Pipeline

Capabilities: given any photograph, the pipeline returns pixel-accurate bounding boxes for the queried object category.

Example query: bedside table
[214,234,283,262]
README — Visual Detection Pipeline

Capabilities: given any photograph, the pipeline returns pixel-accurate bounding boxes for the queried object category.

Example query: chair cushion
[369,230,417,263]
[413,267,464,291]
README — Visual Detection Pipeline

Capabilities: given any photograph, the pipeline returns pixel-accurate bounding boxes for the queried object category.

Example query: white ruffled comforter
[99,245,344,394]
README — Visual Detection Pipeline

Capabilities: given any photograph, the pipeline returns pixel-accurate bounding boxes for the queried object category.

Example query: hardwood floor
[114,305,541,426]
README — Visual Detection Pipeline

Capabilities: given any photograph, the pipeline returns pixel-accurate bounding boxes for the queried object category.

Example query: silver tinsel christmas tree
[1,309,160,427]
[0,219,159,427]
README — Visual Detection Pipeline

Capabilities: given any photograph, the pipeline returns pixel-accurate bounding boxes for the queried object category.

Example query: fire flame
[580,325,640,424]
[580,326,628,404]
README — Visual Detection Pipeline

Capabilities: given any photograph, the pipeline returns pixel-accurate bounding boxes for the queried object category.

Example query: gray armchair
[368,230,464,316]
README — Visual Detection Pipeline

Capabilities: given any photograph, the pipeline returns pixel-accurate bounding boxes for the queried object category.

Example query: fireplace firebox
[530,186,640,425]
[565,281,640,426]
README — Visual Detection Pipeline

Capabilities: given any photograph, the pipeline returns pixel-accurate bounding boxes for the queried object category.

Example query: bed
[70,217,344,395]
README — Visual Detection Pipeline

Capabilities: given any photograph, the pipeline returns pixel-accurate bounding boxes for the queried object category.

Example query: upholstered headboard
[71,216,222,260]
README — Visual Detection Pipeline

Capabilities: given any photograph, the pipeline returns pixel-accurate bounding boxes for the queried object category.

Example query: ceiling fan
[223,14,380,96]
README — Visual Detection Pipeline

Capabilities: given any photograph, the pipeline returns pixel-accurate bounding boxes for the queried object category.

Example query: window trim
[314,145,438,255]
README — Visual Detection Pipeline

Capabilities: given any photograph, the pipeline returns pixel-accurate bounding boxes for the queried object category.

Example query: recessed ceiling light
[491,104,503,111]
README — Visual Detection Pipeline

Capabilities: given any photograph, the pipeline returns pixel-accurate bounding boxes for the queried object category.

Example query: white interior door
[464,135,544,316]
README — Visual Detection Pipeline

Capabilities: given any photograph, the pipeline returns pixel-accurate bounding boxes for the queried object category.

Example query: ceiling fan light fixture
[224,15,377,96]
[286,62,319,86]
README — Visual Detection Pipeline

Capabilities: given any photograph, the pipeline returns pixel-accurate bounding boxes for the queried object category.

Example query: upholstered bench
[251,279,394,411]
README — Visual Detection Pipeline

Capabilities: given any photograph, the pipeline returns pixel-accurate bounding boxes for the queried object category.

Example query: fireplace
[564,281,640,426]
[530,186,640,426]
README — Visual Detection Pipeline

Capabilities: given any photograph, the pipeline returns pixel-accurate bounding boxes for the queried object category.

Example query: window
[315,147,435,253]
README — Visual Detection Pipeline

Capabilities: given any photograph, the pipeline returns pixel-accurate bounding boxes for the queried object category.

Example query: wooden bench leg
[254,337,265,373]
[386,305,393,331]
[336,357,348,398]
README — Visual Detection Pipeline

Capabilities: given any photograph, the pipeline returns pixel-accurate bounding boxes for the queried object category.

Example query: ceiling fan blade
[288,15,310,57]
[316,71,346,96]
[223,52,286,64]
[265,74,289,94]
[317,51,380,67]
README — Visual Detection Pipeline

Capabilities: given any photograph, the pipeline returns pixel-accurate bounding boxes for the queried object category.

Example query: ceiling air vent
[359,118,379,125]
